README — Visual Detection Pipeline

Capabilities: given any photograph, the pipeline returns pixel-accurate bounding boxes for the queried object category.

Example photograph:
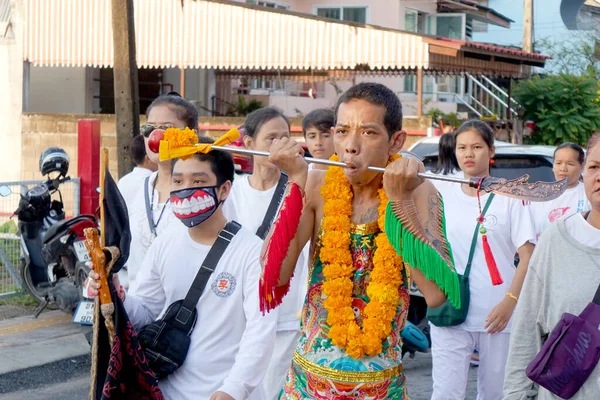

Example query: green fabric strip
[385,201,461,309]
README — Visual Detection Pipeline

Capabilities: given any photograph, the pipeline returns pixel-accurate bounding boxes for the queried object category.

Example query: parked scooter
[401,282,431,358]
[0,147,97,315]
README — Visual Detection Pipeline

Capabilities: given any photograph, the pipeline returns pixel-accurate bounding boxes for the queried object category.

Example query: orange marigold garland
[321,154,405,359]
[163,127,198,148]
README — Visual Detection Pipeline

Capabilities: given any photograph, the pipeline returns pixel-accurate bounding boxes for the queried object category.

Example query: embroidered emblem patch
[211,272,236,298]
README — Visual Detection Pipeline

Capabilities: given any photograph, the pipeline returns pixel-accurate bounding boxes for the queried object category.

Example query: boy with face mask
[89,140,278,400]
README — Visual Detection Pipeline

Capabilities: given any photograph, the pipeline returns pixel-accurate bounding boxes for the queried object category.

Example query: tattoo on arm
[424,194,446,256]
[359,206,379,224]
[390,192,454,268]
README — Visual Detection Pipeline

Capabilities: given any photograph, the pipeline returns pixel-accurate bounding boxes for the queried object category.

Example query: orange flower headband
[158,127,240,162]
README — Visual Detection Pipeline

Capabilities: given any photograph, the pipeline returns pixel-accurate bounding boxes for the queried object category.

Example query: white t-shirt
[436,181,536,332]
[125,171,183,291]
[125,226,278,400]
[530,182,590,239]
[564,212,600,248]
[223,174,307,331]
[117,167,153,210]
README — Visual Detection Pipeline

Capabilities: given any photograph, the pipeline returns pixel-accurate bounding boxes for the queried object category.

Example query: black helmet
[39,147,70,178]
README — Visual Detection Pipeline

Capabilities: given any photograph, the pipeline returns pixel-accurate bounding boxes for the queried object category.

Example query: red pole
[78,119,100,215]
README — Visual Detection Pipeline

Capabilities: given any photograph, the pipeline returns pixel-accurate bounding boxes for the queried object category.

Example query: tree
[514,74,600,146]
[537,31,600,79]
[225,96,263,117]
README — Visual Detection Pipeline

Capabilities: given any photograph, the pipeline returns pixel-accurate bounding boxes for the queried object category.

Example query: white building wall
[0,0,23,181]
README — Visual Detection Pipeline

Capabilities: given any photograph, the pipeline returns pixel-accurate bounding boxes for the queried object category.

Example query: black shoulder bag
[255,173,288,240]
[137,221,241,379]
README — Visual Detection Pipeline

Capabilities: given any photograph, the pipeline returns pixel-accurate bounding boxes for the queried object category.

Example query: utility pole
[111,0,140,178]
[523,0,534,77]
[523,0,533,53]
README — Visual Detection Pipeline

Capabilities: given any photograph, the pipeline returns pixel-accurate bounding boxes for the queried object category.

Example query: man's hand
[485,296,516,334]
[209,391,235,400]
[383,157,425,201]
[268,137,308,186]
[85,271,121,298]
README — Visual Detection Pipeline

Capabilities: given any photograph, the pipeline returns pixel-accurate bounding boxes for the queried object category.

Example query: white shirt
[125,226,278,400]
[564,211,600,248]
[436,181,537,332]
[117,167,153,209]
[223,174,307,331]
[125,171,183,291]
[530,182,590,239]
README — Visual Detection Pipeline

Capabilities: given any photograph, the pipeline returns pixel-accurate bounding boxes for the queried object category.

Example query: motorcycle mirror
[0,185,12,197]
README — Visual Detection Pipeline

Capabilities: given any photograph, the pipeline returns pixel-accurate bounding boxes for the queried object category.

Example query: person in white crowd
[504,133,600,400]
[530,142,590,239]
[90,144,278,400]
[431,132,462,178]
[117,134,157,207]
[123,93,198,291]
[430,120,536,400]
[302,108,335,171]
[222,107,307,400]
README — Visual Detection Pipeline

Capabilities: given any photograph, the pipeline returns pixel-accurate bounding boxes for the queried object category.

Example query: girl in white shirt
[431,120,536,400]
[530,142,590,239]
[123,93,199,291]
[222,107,307,400]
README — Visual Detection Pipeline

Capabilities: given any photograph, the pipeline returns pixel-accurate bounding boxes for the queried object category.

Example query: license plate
[73,300,94,325]
[73,240,91,263]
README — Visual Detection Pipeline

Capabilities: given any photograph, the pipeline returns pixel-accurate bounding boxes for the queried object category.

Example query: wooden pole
[180,68,186,97]
[100,148,108,247]
[523,0,533,77]
[416,68,424,117]
[523,0,533,53]
[111,0,139,179]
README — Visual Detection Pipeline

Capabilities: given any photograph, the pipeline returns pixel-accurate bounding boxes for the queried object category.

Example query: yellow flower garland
[320,154,405,359]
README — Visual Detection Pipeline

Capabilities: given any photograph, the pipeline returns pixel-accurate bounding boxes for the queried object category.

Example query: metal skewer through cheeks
[211,145,568,202]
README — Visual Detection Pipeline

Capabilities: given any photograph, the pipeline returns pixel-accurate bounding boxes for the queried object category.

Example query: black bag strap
[143,176,157,237]
[464,193,495,278]
[593,282,600,305]
[255,172,288,240]
[174,221,242,327]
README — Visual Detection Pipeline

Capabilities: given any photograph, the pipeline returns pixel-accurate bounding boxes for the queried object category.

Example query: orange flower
[163,127,199,148]
[320,154,406,359]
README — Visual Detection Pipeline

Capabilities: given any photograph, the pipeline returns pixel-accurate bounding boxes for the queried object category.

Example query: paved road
[0,352,479,399]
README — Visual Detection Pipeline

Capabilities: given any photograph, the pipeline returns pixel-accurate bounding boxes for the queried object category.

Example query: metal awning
[24,0,428,70]
[23,0,547,78]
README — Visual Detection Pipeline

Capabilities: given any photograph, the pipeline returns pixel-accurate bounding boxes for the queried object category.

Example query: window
[427,13,466,40]
[316,6,368,23]
[248,1,290,10]
[405,8,427,33]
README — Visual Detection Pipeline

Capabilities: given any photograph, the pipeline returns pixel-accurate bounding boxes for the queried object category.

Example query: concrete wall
[0,1,23,181]
[20,113,431,183]
[28,66,90,114]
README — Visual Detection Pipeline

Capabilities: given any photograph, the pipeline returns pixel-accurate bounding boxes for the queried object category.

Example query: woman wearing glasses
[123,92,199,291]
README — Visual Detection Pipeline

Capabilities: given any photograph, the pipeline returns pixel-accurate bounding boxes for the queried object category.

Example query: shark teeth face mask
[169,186,220,227]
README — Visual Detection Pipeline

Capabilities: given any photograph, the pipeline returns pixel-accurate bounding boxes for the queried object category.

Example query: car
[408,136,513,160]
[421,144,557,183]
[227,126,311,175]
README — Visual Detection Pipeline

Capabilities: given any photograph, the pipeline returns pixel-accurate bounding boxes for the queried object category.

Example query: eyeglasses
[141,124,172,138]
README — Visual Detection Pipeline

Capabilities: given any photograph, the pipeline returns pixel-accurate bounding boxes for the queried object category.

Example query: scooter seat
[43,215,96,244]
